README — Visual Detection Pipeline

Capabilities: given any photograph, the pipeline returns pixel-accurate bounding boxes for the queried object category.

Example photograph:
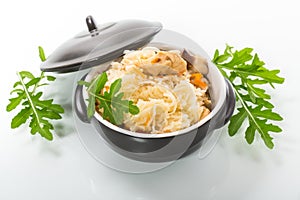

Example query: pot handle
[74,74,90,123]
[223,78,236,125]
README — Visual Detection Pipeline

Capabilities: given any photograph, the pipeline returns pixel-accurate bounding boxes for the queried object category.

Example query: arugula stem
[17,71,42,126]
[218,66,255,76]
[216,64,266,141]
[232,86,265,135]
[32,71,44,94]
[89,92,122,106]
[87,77,98,94]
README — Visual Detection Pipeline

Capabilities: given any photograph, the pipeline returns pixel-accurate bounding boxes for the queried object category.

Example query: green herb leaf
[83,72,140,125]
[245,120,256,144]
[213,45,284,149]
[38,46,46,62]
[228,107,247,136]
[77,80,91,87]
[128,101,140,115]
[86,72,108,118]
[46,76,56,81]
[11,107,32,128]
[7,47,64,140]
[19,71,35,79]
[7,93,25,112]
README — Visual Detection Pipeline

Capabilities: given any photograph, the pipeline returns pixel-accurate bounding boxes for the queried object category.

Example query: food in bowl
[91,47,212,134]
[75,41,235,162]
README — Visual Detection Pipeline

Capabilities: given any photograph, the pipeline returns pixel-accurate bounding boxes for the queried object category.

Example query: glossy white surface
[1,0,299,199]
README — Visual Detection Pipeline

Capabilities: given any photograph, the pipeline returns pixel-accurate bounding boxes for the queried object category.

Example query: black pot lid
[40,16,162,73]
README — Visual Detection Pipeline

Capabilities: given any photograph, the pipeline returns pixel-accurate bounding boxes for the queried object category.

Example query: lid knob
[86,15,98,33]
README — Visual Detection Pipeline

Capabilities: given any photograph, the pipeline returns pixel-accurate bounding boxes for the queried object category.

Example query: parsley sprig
[6,47,64,140]
[79,72,139,125]
[213,45,284,149]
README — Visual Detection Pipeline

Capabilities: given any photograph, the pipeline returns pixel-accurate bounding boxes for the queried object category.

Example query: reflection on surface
[81,143,231,199]
[79,134,274,200]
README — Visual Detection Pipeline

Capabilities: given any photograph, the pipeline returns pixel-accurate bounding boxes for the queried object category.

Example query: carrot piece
[190,73,207,89]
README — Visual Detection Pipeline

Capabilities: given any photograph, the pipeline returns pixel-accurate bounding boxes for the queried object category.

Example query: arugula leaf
[38,46,46,61]
[228,107,247,136]
[7,46,64,140]
[213,45,284,149]
[79,72,140,125]
[84,72,108,118]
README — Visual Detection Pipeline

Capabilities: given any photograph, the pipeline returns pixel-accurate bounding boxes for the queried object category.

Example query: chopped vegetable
[190,73,208,89]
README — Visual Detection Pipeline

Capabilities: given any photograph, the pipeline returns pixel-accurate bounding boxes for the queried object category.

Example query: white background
[1,0,299,199]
